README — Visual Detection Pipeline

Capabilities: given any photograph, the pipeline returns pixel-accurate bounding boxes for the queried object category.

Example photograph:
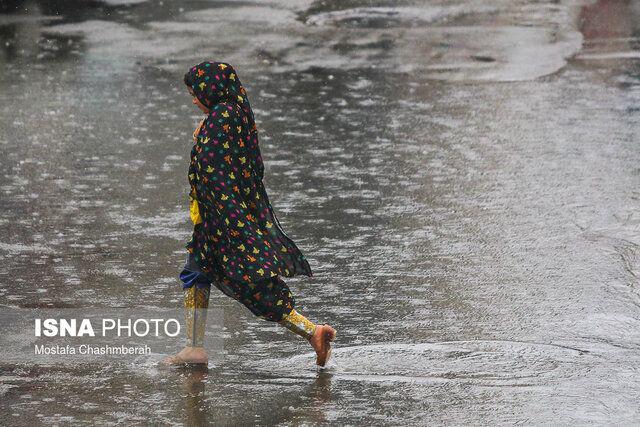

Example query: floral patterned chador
[184,61,313,285]
[179,61,322,345]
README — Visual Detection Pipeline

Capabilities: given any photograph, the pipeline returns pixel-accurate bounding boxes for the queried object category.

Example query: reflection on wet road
[1,0,639,424]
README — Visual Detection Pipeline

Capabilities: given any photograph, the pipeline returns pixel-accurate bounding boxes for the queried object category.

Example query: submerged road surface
[0,0,639,424]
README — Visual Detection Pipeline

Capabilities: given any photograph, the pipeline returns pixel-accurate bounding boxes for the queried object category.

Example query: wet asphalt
[0,0,639,424]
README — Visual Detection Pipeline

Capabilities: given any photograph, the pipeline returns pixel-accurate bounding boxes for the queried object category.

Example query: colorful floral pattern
[183,61,313,284]
[180,252,295,322]
[214,270,295,322]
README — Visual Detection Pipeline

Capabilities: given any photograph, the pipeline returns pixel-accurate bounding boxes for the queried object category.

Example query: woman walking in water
[163,61,336,367]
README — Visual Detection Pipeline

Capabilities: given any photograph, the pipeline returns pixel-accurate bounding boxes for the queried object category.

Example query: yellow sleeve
[189,190,202,225]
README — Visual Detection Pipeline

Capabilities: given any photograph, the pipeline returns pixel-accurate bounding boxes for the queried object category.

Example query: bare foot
[161,346,209,366]
[309,324,336,367]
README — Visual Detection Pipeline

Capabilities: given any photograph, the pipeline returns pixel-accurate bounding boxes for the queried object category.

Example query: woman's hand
[192,118,206,143]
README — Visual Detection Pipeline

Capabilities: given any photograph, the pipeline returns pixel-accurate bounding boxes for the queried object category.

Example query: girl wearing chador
[162,61,336,367]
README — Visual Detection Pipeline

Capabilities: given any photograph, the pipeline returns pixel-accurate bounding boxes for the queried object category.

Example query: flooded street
[1,0,639,424]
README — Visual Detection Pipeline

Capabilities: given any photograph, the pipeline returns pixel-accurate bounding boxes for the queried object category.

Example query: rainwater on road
[0,0,639,424]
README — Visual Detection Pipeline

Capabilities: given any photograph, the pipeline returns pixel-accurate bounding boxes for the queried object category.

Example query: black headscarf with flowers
[184,61,257,133]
